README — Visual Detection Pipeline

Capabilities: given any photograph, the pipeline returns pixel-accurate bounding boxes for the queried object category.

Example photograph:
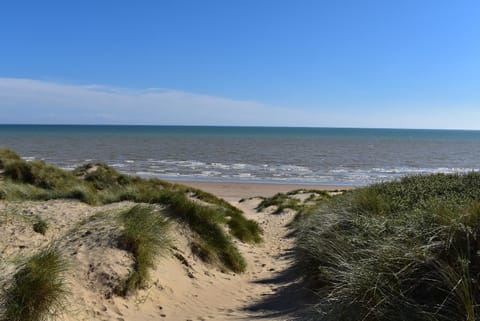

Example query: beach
[2,1,477,319]
[2,124,480,320]
[0,149,341,320]
[0,171,334,320]
[172,180,352,201]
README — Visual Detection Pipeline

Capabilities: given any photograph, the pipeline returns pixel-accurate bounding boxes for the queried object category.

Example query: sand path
[136,197,301,321]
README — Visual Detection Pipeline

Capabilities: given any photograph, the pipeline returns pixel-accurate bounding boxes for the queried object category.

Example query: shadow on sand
[243,251,318,320]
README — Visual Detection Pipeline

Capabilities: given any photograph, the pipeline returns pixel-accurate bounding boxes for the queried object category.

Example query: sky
[1,0,480,129]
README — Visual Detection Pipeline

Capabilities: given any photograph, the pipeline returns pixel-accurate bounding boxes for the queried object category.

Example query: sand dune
[0,183,333,321]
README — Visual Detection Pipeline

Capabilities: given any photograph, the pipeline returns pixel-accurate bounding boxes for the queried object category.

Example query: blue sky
[1,0,480,128]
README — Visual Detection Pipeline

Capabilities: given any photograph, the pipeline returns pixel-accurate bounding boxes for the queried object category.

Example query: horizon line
[1,123,479,132]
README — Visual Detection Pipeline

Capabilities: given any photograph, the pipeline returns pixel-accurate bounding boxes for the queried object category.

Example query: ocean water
[1,125,480,186]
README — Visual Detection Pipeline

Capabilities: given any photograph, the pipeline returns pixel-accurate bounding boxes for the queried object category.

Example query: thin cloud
[0,78,324,126]
[0,78,478,129]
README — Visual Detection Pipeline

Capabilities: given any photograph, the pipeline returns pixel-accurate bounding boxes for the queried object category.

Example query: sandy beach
[169,180,353,201]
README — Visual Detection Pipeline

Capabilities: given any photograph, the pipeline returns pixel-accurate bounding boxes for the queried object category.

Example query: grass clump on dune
[32,216,48,235]
[0,149,97,204]
[95,179,260,271]
[256,189,331,215]
[295,173,480,321]
[1,247,68,321]
[0,149,262,273]
[162,183,263,244]
[256,192,302,214]
[154,190,247,272]
[73,163,132,190]
[0,149,23,167]
[117,205,170,296]
[99,182,259,271]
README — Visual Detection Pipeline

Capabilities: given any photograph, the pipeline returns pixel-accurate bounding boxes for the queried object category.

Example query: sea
[1,125,480,186]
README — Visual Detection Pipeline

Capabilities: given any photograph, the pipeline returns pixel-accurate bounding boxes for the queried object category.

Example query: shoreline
[169,180,355,201]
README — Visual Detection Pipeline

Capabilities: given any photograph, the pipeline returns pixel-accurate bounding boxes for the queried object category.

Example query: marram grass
[1,247,68,321]
[294,173,480,321]
[32,216,48,235]
[116,205,170,296]
[0,149,262,273]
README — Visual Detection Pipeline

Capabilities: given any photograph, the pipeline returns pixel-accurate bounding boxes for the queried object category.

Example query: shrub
[1,247,68,321]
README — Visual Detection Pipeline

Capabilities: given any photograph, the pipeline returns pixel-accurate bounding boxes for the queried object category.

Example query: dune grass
[256,189,331,215]
[294,173,480,321]
[32,216,48,235]
[256,193,302,214]
[152,190,247,272]
[73,162,132,190]
[0,149,261,273]
[97,183,254,271]
[288,191,332,225]
[0,209,48,237]
[172,184,263,243]
[0,150,97,204]
[116,205,170,296]
[1,247,68,321]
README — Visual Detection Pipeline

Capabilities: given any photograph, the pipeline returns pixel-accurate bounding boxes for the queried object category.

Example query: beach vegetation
[0,148,22,166]
[256,192,302,213]
[166,183,263,243]
[294,172,480,321]
[116,205,170,296]
[1,247,68,321]
[256,189,331,215]
[0,149,261,273]
[32,216,48,235]
[190,240,216,264]
[0,151,98,204]
[153,190,247,272]
[73,163,132,190]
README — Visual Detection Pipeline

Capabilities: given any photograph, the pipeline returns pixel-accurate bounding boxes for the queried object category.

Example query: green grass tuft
[256,193,301,213]
[74,163,132,190]
[0,150,98,204]
[116,205,170,296]
[154,190,247,272]
[256,189,331,215]
[1,247,68,321]
[32,216,48,235]
[0,148,22,167]
[227,215,263,243]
